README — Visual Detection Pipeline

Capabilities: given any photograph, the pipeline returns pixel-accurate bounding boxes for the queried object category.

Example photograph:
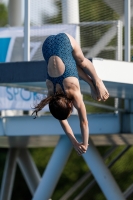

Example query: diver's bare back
[46,55,80,96]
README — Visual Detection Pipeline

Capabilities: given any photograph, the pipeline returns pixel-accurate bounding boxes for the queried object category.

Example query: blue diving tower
[0,58,133,200]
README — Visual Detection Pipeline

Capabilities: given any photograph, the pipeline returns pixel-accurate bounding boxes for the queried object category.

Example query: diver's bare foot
[89,78,101,101]
[95,79,109,101]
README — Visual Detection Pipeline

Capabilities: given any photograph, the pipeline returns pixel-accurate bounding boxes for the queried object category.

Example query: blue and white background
[0,25,76,110]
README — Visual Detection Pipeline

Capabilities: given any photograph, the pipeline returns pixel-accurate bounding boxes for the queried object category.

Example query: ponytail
[32,95,53,119]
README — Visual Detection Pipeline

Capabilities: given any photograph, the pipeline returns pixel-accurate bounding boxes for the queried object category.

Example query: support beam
[74,146,130,200]
[84,100,124,112]
[17,149,41,196]
[32,136,73,200]
[117,20,123,61]
[3,114,120,136]
[24,0,30,61]
[82,139,125,200]
[123,184,133,199]
[122,100,133,133]
[0,149,19,200]
[59,146,117,200]
[124,0,131,62]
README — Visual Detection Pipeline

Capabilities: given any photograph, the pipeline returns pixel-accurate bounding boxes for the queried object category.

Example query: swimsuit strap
[47,74,66,94]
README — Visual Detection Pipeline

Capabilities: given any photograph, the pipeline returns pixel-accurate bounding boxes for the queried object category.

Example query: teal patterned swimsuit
[42,33,79,93]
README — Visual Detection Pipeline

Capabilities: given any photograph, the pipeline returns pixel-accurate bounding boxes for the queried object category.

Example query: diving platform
[0,58,133,200]
[0,58,133,99]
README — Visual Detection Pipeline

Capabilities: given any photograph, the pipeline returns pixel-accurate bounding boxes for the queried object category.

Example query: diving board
[93,58,133,84]
[0,58,132,84]
[0,58,133,99]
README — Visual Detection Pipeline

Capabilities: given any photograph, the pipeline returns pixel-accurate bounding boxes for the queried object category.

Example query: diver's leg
[77,58,109,101]
[76,65,99,101]
[67,33,109,101]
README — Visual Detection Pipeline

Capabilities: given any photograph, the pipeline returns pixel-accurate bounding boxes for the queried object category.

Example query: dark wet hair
[32,93,73,120]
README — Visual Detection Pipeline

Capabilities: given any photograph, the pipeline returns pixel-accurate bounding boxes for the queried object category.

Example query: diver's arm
[72,90,89,149]
[59,120,87,155]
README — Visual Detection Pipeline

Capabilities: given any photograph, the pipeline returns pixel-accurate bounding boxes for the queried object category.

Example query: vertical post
[61,0,80,45]
[8,0,22,26]
[124,0,131,62]
[117,20,123,61]
[130,100,133,133]
[115,21,123,114]
[124,0,131,112]
[24,0,30,61]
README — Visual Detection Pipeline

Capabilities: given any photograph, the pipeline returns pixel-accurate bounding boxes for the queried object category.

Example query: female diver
[32,33,109,156]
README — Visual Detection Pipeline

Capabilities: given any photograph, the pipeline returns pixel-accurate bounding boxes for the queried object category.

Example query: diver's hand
[73,142,88,156]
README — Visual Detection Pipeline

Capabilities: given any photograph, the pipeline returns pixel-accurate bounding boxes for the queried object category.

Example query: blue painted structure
[0,38,11,62]
[0,58,133,200]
